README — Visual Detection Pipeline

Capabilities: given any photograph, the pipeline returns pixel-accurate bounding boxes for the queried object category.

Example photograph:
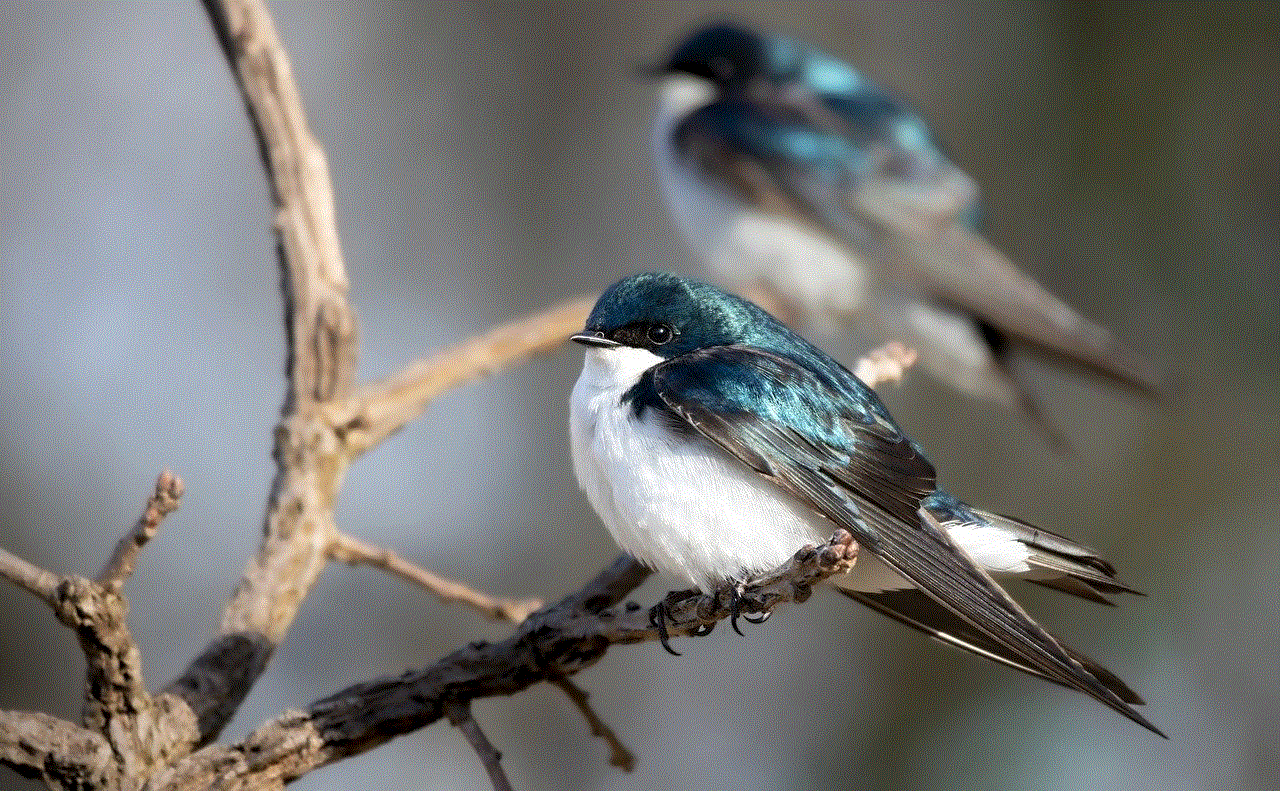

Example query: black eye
[646,323,673,345]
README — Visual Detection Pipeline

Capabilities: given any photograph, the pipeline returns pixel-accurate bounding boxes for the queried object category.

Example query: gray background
[2,3,1276,790]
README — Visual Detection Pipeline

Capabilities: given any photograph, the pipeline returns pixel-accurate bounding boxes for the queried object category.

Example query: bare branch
[549,674,634,772]
[158,0,361,748]
[98,470,185,591]
[0,481,182,784]
[329,531,542,623]
[0,710,113,789]
[48,577,152,745]
[329,294,595,457]
[445,702,514,791]
[155,535,856,788]
[0,547,59,606]
[852,341,918,388]
[0,541,154,758]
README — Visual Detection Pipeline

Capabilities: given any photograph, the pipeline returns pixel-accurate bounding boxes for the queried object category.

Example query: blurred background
[1,3,1276,790]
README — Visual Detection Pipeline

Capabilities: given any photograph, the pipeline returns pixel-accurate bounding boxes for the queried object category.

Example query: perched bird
[649,23,1161,440]
[570,272,1162,736]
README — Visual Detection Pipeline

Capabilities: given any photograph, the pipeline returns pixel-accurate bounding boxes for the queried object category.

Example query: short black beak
[571,332,620,348]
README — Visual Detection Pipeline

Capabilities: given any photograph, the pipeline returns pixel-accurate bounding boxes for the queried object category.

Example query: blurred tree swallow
[649,23,1161,440]
[570,272,1163,736]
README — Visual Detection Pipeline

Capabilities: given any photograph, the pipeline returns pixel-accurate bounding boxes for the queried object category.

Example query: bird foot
[648,588,702,655]
[726,580,770,635]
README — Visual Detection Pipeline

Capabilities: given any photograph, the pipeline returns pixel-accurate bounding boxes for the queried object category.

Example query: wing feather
[649,345,1162,736]
[671,96,1162,395]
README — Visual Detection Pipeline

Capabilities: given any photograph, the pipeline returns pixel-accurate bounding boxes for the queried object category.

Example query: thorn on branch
[328,531,542,623]
[444,701,514,791]
[98,470,185,591]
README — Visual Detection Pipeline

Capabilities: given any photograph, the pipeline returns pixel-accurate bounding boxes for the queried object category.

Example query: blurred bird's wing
[672,95,1163,395]
[642,345,1164,736]
[849,189,1164,394]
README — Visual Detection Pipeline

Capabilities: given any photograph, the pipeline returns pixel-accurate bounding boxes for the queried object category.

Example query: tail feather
[840,587,1149,708]
[972,509,1145,600]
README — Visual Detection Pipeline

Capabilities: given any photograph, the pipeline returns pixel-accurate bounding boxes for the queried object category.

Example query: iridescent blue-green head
[662,23,864,95]
[572,272,811,361]
[662,23,785,89]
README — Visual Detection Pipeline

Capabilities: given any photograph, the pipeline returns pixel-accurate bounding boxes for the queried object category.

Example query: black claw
[743,610,770,624]
[649,602,681,656]
[730,598,746,636]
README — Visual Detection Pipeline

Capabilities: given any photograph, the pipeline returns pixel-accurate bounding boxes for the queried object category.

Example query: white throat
[574,345,664,396]
[654,75,718,127]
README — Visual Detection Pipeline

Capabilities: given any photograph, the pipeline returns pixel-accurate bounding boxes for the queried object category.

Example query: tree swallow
[570,272,1163,736]
[649,23,1161,440]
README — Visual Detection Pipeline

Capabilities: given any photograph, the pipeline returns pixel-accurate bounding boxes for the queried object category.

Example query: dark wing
[671,98,879,247]
[850,203,1165,395]
[672,96,1163,396]
[648,346,1163,736]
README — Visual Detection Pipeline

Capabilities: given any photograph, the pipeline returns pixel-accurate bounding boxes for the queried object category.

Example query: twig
[549,674,634,772]
[98,470,184,591]
[0,546,153,768]
[853,341,918,388]
[445,701,514,791]
[0,477,179,747]
[328,294,595,458]
[0,547,60,606]
[329,531,542,623]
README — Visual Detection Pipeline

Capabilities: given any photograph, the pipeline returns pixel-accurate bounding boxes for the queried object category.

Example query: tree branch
[326,294,595,458]
[157,0,362,750]
[852,341,918,388]
[0,548,59,606]
[329,531,542,623]
[0,710,113,789]
[549,674,635,772]
[98,471,184,591]
[0,472,187,785]
[152,533,857,789]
